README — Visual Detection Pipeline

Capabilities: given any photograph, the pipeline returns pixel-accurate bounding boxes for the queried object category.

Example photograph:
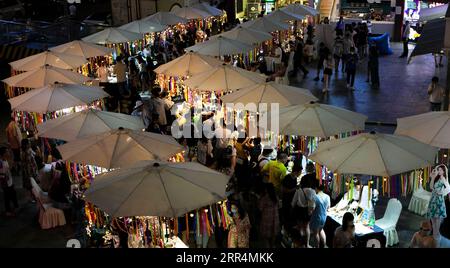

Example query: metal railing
[0,17,107,47]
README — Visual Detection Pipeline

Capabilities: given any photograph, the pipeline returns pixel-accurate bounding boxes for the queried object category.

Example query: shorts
[310,216,326,231]
[324,68,332,75]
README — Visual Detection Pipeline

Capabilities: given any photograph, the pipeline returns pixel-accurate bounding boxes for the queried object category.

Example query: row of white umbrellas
[1,4,235,218]
[8,4,395,219]
[3,40,114,113]
[81,4,225,44]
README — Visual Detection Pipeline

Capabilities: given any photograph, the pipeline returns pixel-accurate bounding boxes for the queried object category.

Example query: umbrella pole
[445,50,450,111]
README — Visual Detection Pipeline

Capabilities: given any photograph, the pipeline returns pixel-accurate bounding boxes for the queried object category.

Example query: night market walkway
[0,42,449,248]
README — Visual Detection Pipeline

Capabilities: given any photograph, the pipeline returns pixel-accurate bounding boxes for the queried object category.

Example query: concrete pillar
[393,0,404,42]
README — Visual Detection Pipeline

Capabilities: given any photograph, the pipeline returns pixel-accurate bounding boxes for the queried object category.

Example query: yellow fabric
[235,142,247,160]
[262,160,287,194]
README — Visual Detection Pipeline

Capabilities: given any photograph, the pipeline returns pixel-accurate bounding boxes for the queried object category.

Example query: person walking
[258,183,280,248]
[281,164,302,231]
[335,16,345,32]
[291,185,317,247]
[368,45,380,89]
[345,47,358,91]
[427,76,445,111]
[113,56,128,97]
[314,42,327,82]
[333,32,345,73]
[357,23,368,60]
[0,147,19,217]
[5,117,22,174]
[228,202,252,248]
[342,32,355,72]
[293,40,309,78]
[310,185,330,248]
[21,139,37,203]
[399,21,410,58]
[322,48,334,94]
[261,153,288,197]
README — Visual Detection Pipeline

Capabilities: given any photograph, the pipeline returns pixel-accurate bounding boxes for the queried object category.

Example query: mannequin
[426,164,450,244]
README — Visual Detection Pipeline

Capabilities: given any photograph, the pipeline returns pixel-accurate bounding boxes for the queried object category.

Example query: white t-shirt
[258,155,270,170]
[274,47,283,64]
[214,126,232,149]
[428,83,445,103]
[113,62,127,83]
[291,187,316,208]
[97,66,108,83]
[150,97,167,126]
[0,160,13,187]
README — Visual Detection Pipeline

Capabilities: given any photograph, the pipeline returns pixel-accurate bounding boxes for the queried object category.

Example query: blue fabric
[310,194,328,230]
[368,33,393,55]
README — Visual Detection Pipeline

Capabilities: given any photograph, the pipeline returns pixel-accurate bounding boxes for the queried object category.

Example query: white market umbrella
[118,19,166,34]
[2,65,90,88]
[50,40,113,58]
[186,35,254,57]
[218,26,273,45]
[171,6,211,20]
[9,50,88,71]
[8,82,109,113]
[309,131,438,177]
[37,108,145,141]
[142,11,188,26]
[57,128,183,169]
[395,112,450,148]
[221,81,317,108]
[192,2,224,17]
[82,28,142,45]
[281,3,319,16]
[266,9,305,23]
[84,160,229,217]
[154,51,222,77]
[184,63,266,91]
[241,16,290,33]
[273,102,367,137]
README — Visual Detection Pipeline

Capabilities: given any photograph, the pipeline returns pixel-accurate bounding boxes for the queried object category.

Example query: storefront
[403,0,446,41]
[339,0,396,36]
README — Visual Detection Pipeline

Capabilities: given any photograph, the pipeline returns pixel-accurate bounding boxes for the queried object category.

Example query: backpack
[0,161,9,188]
[334,40,344,57]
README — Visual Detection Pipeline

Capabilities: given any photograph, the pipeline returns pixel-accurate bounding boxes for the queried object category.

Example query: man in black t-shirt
[282,164,303,230]
[300,162,319,189]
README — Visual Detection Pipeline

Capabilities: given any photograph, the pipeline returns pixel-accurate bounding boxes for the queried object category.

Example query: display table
[408,189,432,216]
[325,212,386,248]
[165,236,188,248]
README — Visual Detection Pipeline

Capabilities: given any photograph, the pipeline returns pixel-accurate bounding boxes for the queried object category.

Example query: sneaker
[313,77,319,81]
[322,88,328,93]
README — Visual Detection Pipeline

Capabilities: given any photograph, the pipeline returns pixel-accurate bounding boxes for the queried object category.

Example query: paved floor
[290,42,447,133]
[0,42,448,247]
